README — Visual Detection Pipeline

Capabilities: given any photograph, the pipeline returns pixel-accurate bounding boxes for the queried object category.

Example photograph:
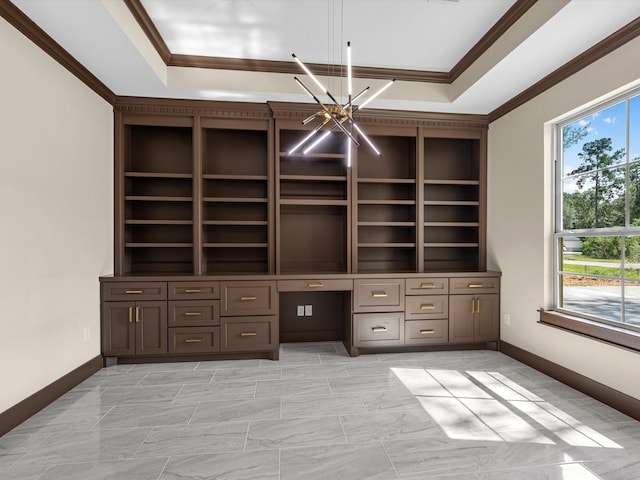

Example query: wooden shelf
[280,174,347,182]
[204,243,268,248]
[279,199,348,206]
[203,174,268,181]
[125,196,192,202]
[125,243,193,248]
[424,243,479,248]
[424,201,479,206]
[424,179,479,186]
[424,222,479,227]
[358,178,416,184]
[280,152,345,159]
[358,200,415,205]
[203,220,268,226]
[358,243,416,248]
[358,222,416,227]
[203,197,268,203]
[125,220,193,225]
[125,172,192,179]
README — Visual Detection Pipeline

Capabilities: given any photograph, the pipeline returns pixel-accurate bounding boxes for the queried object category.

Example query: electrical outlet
[297,305,305,316]
[503,313,511,326]
[83,327,91,341]
[305,305,313,316]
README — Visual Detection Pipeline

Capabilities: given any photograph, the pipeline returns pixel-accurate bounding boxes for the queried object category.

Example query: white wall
[0,18,113,413]
[488,37,640,399]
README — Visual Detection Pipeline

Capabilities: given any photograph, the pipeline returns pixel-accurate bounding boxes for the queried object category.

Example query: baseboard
[0,355,103,437]
[500,341,640,421]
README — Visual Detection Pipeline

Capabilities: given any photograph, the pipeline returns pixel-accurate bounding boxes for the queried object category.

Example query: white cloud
[579,119,589,127]
[603,117,616,124]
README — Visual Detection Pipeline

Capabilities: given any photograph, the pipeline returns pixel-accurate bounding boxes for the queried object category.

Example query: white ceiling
[9,0,640,114]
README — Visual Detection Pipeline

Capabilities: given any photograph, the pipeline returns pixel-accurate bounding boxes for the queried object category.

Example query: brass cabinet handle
[420,283,436,289]
[135,306,141,323]
[307,282,323,288]
[420,304,436,310]
[184,338,203,343]
[470,299,475,314]
[468,283,483,288]
[240,332,257,337]
[240,296,257,301]
[420,329,435,334]
[371,326,387,332]
[125,290,143,294]
[184,312,202,316]
[476,298,481,313]
[372,291,388,298]
[128,307,134,324]
[184,289,202,293]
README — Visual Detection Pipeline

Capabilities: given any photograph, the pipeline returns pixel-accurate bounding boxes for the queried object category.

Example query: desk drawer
[168,300,219,327]
[354,279,404,313]
[221,281,277,316]
[221,316,278,352]
[168,327,220,354]
[405,319,448,345]
[450,277,500,295]
[277,279,353,292]
[168,281,219,300]
[102,282,166,301]
[405,278,448,295]
[353,312,404,347]
[405,295,448,320]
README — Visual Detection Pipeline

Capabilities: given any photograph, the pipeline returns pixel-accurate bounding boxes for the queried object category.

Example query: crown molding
[124,0,535,85]
[489,16,640,122]
[0,0,115,104]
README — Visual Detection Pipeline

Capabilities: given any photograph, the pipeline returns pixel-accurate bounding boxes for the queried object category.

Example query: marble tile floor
[1,342,639,479]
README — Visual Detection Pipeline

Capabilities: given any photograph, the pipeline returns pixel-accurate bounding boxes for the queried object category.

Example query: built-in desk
[100,272,500,364]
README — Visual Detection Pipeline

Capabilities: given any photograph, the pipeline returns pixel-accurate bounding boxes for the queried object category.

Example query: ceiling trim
[449,0,537,82]
[488,15,640,122]
[0,0,115,104]
[124,0,536,84]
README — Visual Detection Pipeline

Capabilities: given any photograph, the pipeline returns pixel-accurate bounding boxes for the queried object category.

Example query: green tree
[563,123,589,150]
[569,138,625,228]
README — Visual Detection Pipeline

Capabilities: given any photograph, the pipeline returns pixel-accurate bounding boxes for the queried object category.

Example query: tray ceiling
[8,0,640,114]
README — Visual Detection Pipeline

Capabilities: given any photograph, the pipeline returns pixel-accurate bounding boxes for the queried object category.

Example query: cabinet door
[102,301,136,356]
[474,294,499,342]
[448,295,474,343]
[135,301,167,355]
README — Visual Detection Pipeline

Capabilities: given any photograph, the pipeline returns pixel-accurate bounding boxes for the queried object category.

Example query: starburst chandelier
[289,41,395,165]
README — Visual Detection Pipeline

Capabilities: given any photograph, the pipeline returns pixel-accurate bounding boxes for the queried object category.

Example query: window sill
[539,309,640,353]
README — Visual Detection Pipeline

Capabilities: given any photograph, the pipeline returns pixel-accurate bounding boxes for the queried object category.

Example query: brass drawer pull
[371,326,387,332]
[125,290,143,294]
[420,283,436,289]
[372,291,388,298]
[184,338,203,343]
[420,304,436,310]
[128,307,134,323]
[307,282,324,288]
[240,296,257,301]
[184,312,202,316]
[135,306,141,323]
[240,332,257,337]
[420,329,435,334]
[184,289,202,293]
[468,283,483,288]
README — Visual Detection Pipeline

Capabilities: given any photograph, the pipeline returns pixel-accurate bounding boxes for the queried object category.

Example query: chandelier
[289,41,395,165]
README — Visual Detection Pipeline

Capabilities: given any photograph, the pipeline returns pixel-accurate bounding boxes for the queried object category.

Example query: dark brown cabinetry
[102,301,167,356]
[103,100,497,363]
[449,277,500,344]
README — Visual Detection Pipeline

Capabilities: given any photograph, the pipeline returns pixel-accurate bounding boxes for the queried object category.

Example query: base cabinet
[102,301,167,355]
[449,294,499,344]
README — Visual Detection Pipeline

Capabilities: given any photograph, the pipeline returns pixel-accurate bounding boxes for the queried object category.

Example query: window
[555,89,640,336]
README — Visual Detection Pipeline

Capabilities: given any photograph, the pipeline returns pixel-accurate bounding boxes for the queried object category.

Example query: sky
[562,93,640,193]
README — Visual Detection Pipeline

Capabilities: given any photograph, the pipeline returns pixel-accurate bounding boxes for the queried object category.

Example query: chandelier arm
[302,110,324,125]
[352,122,382,156]
[355,79,396,111]
[288,117,332,154]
